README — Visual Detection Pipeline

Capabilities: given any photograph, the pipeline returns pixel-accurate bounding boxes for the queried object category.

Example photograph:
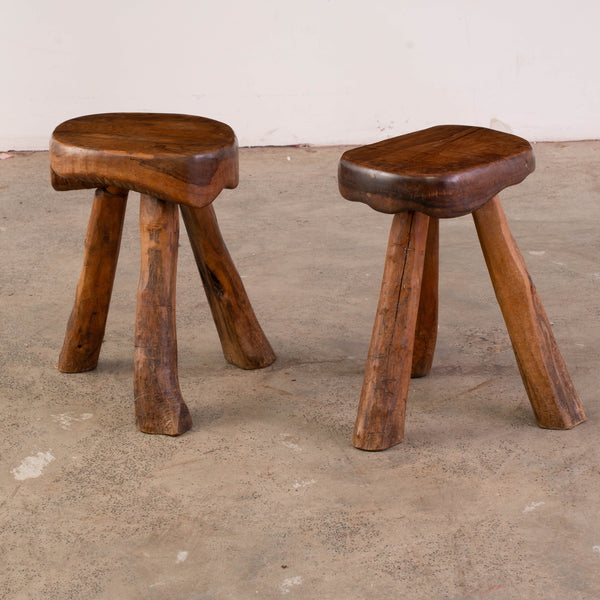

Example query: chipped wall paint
[11,452,55,480]
[2,0,600,150]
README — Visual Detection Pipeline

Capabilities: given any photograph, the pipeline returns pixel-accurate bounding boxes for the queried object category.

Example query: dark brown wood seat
[51,113,275,436]
[338,125,585,451]
[51,113,238,208]
[339,125,535,218]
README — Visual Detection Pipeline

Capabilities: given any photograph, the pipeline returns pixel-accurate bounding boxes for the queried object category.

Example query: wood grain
[58,187,128,372]
[353,211,429,451]
[50,113,239,209]
[181,204,276,369]
[411,217,439,378]
[339,125,535,218]
[473,196,586,429]
[134,195,192,435]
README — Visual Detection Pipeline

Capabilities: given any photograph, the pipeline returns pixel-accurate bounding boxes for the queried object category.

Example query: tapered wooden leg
[353,211,430,451]
[411,217,439,378]
[473,196,586,429]
[58,187,128,372]
[180,204,276,369]
[135,195,192,435]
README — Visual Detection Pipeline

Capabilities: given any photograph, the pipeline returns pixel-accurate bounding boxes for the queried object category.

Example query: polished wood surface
[58,187,128,372]
[181,204,276,370]
[353,211,429,451]
[51,113,239,209]
[339,125,535,218]
[473,196,586,429]
[134,195,192,435]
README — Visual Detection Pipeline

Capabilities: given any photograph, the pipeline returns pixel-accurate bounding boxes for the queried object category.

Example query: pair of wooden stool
[50,114,586,449]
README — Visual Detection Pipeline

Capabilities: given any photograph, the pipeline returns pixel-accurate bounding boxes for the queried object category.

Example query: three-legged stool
[338,125,586,451]
[51,113,276,435]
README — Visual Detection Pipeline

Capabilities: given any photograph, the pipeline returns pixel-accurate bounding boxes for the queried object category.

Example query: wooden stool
[51,113,276,435]
[338,125,586,451]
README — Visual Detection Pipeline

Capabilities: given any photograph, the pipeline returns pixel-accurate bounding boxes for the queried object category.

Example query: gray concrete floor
[1,142,599,599]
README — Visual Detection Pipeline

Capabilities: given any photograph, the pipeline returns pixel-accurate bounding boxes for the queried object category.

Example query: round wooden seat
[50,113,238,208]
[51,113,275,436]
[338,125,585,451]
[338,125,535,218]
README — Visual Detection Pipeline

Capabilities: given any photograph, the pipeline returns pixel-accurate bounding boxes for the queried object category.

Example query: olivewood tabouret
[51,113,275,436]
[338,125,586,451]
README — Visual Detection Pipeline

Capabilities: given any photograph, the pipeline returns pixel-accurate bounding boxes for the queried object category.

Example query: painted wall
[2,0,599,149]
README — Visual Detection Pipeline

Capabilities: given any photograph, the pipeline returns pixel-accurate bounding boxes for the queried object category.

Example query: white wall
[2,0,599,150]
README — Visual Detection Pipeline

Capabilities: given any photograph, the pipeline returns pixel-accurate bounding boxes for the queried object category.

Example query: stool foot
[58,187,128,372]
[473,196,586,429]
[411,217,439,378]
[353,211,429,450]
[181,204,276,370]
[135,195,192,435]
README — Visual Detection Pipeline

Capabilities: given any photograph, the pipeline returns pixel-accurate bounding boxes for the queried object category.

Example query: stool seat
[51,113,238,208]
[51,113,275,436]
[339,125,535,217]
[339,125,585,451]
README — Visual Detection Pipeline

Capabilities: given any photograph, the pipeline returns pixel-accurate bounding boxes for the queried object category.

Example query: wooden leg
[353,211,429,451]
[180,204,276,369]
[473,196,586,429]
[58,187,128,372]
[411,216,439,378]
[134,195,192,435]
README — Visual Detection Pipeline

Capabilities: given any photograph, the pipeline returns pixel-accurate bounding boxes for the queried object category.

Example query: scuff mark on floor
[281,434,303,452]
[292,479,316,490]
[51,412,93,430]
[281,575,303,594]
[11,451,55,480]
[523,501,545,513]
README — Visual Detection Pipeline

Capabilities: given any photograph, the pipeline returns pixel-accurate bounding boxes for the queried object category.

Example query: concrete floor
[1,142,599,599]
